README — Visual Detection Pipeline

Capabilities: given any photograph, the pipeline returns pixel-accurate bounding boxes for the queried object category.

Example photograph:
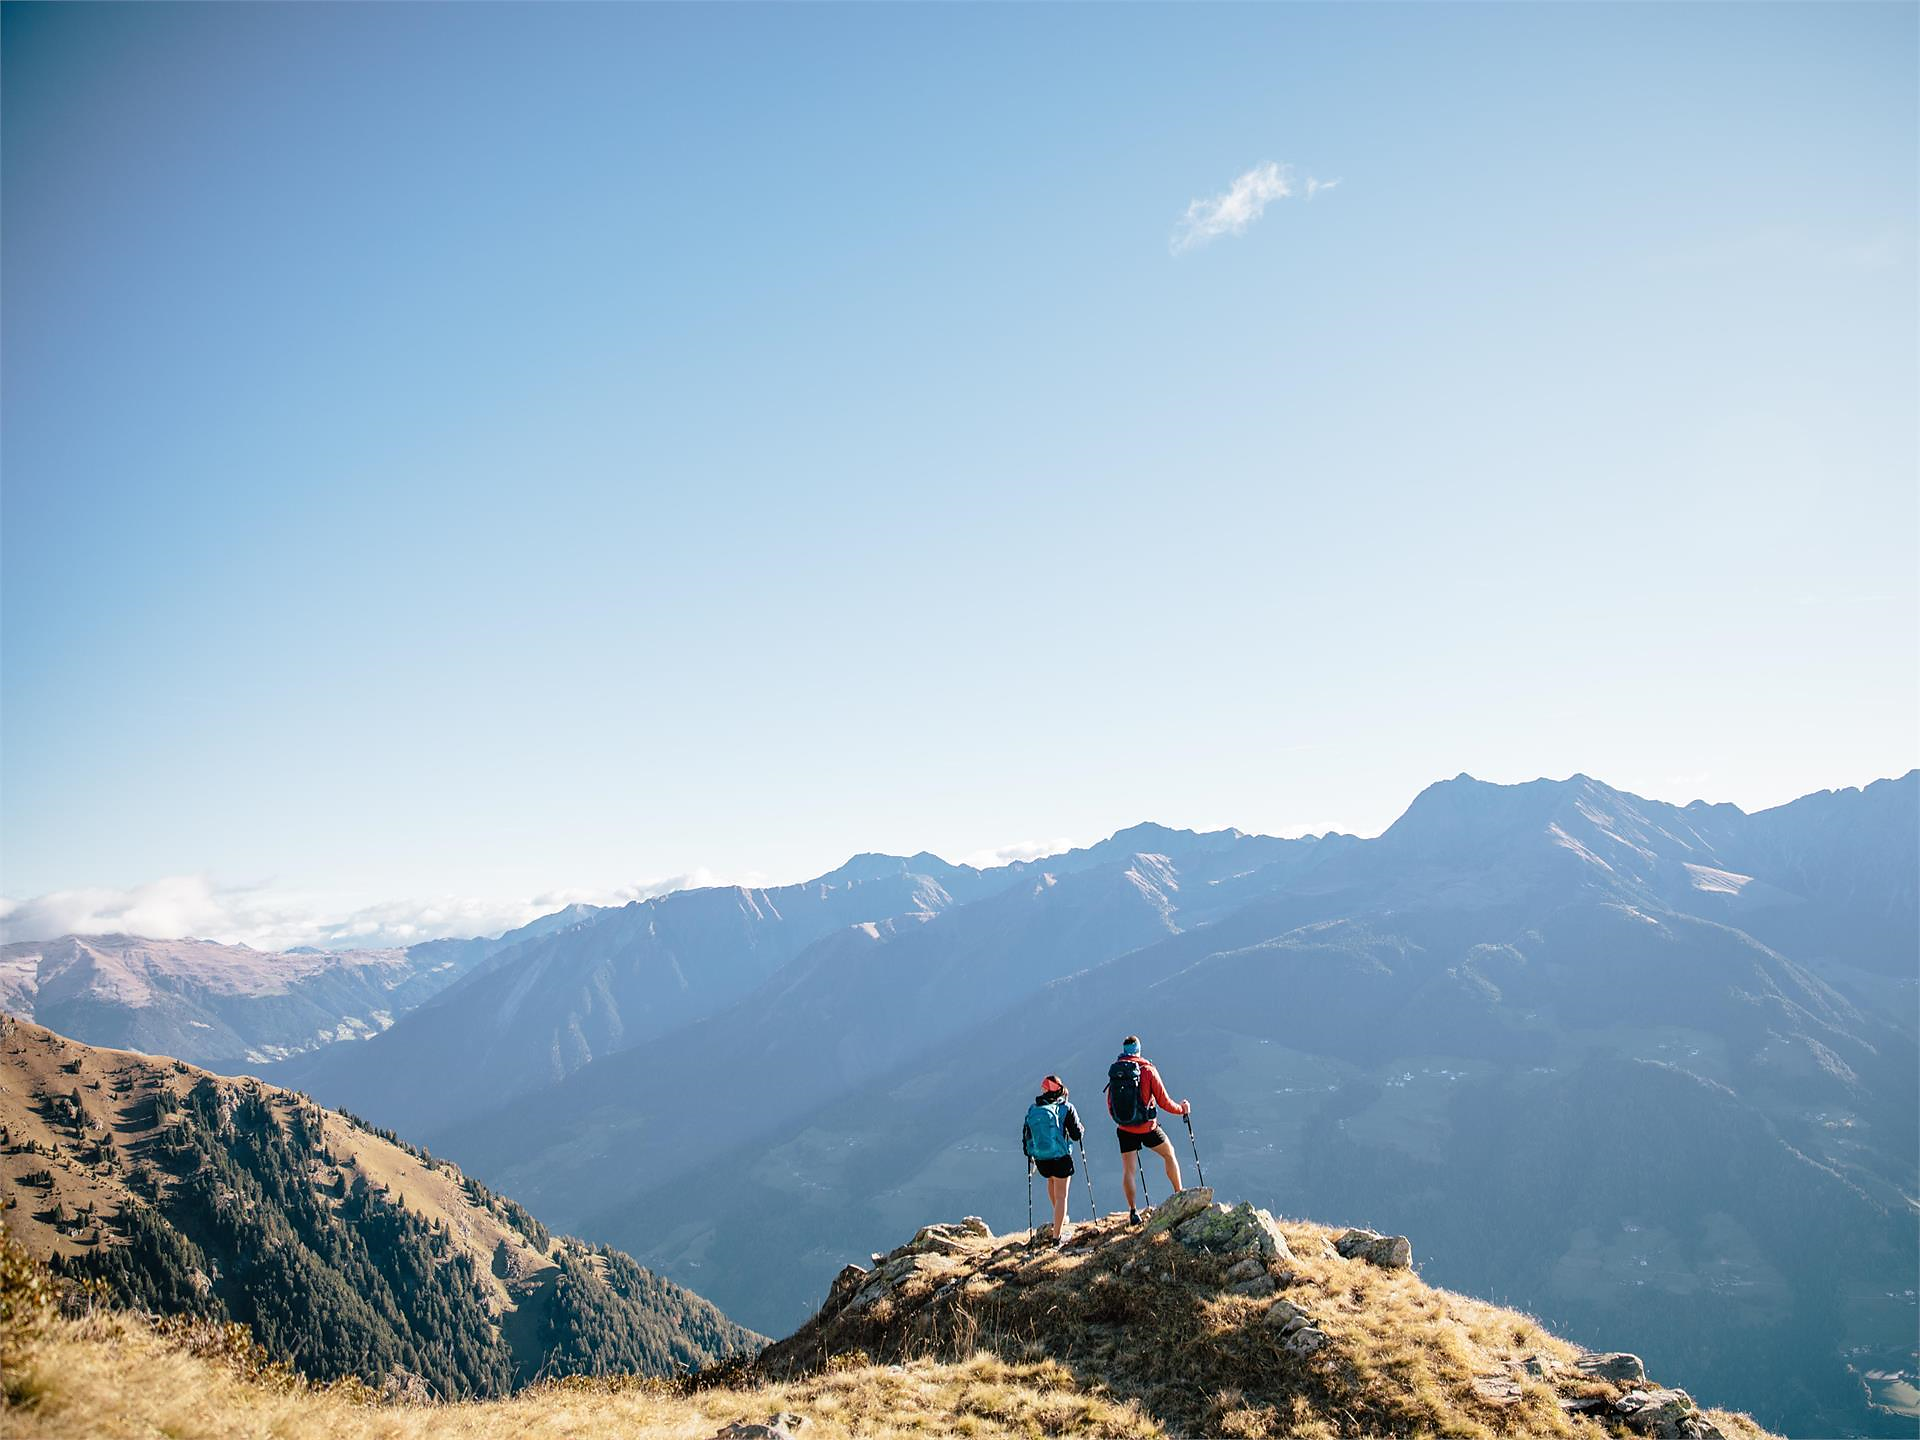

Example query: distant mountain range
[0,903,596,1071]
[0,1015,759,1394]
[5,769,1914,1436]
[266,822,1337,1139]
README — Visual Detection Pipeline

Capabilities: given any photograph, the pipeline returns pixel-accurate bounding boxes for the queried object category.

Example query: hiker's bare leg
[1150,1138,1183,1192]
[1121,1156,1138,1211]
[1049,1177,1070,1237]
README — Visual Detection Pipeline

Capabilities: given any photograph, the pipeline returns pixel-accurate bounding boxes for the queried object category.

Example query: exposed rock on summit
[1333,1226,1413,1269]
[758,1198,1778,1439]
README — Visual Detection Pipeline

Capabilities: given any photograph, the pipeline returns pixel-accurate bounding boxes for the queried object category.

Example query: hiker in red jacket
[1105,1034,1189,1224]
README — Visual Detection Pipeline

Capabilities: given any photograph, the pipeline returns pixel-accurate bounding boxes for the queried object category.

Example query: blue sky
[3,3,1914,947]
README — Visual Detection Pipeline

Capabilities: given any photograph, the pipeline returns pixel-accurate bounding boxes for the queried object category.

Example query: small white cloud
[0,877,255,949]
[0,870,739,952]
[1172,161,1331,254]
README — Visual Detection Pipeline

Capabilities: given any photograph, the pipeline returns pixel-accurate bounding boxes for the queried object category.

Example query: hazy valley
[6,770,1915,1437]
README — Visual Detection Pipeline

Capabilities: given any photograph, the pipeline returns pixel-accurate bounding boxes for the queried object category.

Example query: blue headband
[1122,1039,1140,1055]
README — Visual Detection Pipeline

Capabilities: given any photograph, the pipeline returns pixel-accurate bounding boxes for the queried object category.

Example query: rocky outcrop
[1168,1196,1296,1265]
[901,1219,989,1257]
[711,1414,808,1440]
[762,1206,1777,1440]
[1577,1350,1649,1384]
[1222,1254,1277,1297]
[1335,1227,1413,1269]
[1142,1185,1216,1235]
[1613,1387,1725,1439]
[1262,1296,1332,1356]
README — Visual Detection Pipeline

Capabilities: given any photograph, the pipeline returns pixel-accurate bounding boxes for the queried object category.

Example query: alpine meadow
[2,6,1913,1440]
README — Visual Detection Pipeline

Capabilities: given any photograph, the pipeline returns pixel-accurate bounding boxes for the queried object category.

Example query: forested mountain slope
[0,1016,757,1396]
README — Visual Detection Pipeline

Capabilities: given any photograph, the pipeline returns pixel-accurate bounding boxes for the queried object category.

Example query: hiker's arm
[1064,1104,1083,1142]
[1148,1067,1188,1116]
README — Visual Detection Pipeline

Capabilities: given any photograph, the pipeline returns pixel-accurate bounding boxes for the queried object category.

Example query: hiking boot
[1128,1208,1142,1225]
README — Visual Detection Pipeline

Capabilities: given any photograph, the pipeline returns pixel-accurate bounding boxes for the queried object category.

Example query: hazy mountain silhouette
[7,771,1911,1435]
[414,772,1914,1439]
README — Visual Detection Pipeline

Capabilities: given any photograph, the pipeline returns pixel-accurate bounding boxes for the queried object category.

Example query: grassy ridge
[759,1210,1780,1440]
[0,1016,759,1394]
[4,1284,1154,1440]
[2,1207,1780,1440]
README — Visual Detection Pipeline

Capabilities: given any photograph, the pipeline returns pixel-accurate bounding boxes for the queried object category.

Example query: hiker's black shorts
[1033,1155,1074,1180]
[1116,1125,1170,1154]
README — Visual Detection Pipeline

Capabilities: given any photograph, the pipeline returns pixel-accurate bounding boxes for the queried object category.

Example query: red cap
[1040,1074,1065,1094]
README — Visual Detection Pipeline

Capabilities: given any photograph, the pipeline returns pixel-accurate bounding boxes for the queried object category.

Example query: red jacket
[1108,1056,1184,1134]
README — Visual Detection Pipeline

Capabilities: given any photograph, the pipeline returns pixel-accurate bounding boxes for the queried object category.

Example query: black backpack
[1106,1058,1154,1127]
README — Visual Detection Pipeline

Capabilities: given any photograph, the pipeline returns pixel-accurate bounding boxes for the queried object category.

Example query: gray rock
[1284,1325,1330,1358]
[828,1264,868,1296]
[906,1222,986,1256]
[1612,1388,1722,1439]
[1334,1228,1413,1269]
[711,1423,794,1440]
[1264,1299,1310,1330]
[1173,1201,1295,1263]
[1229,1274,1277,1298]
[1559,1396,1613,1418]
[1472,1375,1523,1405]
[958,1216,991,1238]
[1577,1351,1648,1384]
[1143,1187,1216,1235]
[843,1279,892,1314]
[845,1254,920,1312]
[868,1254,918,1288]
[1223,1257,1266,1284]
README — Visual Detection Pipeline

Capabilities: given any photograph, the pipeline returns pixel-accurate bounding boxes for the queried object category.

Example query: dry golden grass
[759,1212,1782,1440]
[3,1311,1159,1440]
[0,1190,1778,1440]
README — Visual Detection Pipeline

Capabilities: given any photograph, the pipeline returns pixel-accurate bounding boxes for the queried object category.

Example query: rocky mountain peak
[755,1194,1775,1440]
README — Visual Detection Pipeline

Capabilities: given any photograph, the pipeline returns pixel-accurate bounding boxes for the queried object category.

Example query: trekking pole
[1183,1108,1206,1188]
[1026,1158,1034,1238]
[1136,1150,1152,1209]
[1078,1139,1097,1220]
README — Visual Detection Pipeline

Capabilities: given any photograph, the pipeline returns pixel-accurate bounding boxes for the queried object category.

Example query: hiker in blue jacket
[1023,1075,1084,1247]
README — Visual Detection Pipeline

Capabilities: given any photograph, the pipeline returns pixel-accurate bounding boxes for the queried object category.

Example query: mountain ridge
[0,1015,759,1395]
[2,1176,1782,1439]
[7,769,1913,1435]
[757,1196,1778,1440]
